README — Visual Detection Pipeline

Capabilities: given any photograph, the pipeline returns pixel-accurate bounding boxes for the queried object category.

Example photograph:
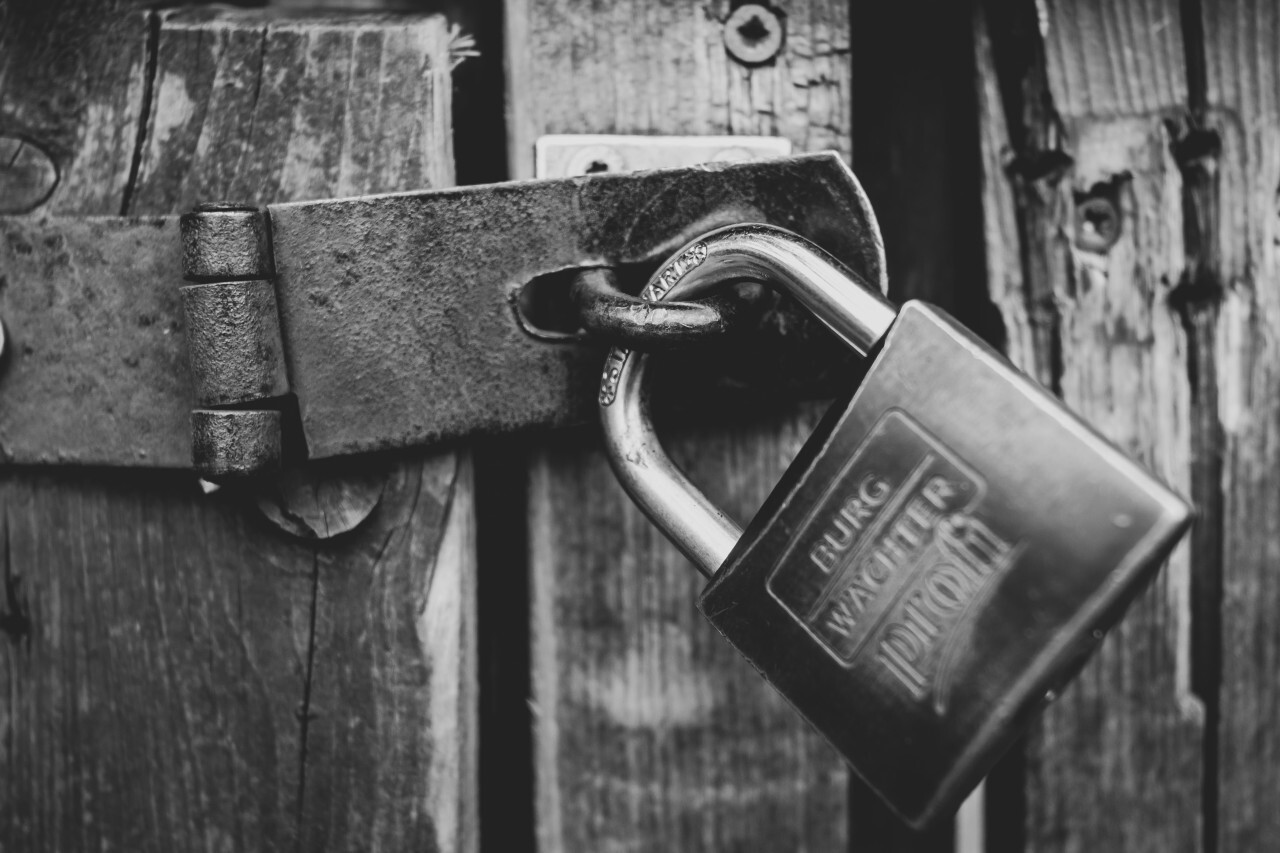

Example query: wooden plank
[0,1,151,214]
[508,2,860,850]
[1199,2,1280,850]
[0,8,476,851]
[975,2,1204,850]
[131,9,454,208]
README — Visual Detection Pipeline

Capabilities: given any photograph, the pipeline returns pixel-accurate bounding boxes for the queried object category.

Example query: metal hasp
[0,152,885,472]
[600,224,1193,828]
[267,152,884,467]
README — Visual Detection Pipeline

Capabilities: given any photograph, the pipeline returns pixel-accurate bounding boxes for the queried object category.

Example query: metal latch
[0,153,885,477]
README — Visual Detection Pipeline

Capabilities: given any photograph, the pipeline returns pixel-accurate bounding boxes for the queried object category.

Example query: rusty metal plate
[0,153,883,467]
[0,216,192,466]
[270,152,885,460]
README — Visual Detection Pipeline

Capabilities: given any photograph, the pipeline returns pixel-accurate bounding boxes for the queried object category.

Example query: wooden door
[2,1,1276,852]
[0,6,475,852]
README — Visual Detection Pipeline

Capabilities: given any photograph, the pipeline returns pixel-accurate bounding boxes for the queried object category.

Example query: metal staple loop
[568,267,765,350]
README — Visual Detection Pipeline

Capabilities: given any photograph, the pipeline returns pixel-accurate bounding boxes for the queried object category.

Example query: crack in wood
[119,10,160,216]
[0,514,31,647]
[292,548,321,853]
[1172,3,1224,851]
[982,0,1072,396]
[977,2,1206,849]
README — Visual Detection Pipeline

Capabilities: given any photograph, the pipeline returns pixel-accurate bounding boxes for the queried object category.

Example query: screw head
[723,4,785,66]
[1074,196,1122,253]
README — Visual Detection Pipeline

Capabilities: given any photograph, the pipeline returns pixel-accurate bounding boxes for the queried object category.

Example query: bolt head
[723,4,785,66]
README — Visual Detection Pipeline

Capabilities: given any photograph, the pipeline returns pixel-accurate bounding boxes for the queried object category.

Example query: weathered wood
[529,413,847,852]
[975,2,1203,850]
[131,8,454,209]
[0,0,150,215]
[509,2,858,850]
[295,455,476,852]
[1199,2,1280,850]
[0,8,475,852]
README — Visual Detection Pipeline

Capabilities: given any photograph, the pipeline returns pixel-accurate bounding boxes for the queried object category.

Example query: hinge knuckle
[180,205,273,280]
[180,280,290,406]
[180,205,287,479]
[191,409,283,480]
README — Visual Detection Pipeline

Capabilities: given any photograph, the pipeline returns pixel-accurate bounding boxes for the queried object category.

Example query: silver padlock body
[699,301,1191,828]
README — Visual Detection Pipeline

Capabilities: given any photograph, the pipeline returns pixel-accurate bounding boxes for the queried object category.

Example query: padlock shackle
[600,224,897,577]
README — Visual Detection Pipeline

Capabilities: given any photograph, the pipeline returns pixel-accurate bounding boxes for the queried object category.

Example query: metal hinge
[0,152,886,477]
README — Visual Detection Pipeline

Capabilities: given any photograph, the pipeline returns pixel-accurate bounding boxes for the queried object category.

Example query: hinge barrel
[179,204,287,478]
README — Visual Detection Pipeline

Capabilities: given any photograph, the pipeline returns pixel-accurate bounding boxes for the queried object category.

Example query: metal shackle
[599,224,897,577]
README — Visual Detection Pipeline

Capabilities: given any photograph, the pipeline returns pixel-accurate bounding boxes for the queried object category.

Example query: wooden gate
[1,1,1272,851]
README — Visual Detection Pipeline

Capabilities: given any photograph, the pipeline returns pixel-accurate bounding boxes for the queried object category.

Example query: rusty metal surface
[0,153,883,468]
[271,152,885,459]
[568,267,758,349]
[0,215,192,466]
[179,206,272,281]
[191,409,281,478]
[180,280,290,406]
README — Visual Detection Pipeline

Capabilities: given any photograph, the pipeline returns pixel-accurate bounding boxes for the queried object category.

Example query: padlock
[599,223,1192,829]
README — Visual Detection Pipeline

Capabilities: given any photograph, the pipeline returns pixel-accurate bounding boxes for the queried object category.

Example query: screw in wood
[1074,196,1122,253]
[723,4,785,65]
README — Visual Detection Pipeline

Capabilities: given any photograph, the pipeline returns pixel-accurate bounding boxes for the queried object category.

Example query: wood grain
[508,2,860,850]
[1199,2,1280,850]
[975,2,1204,850]
[131,8,454,210]
[0,0,151,215]
[0,8,475,852]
